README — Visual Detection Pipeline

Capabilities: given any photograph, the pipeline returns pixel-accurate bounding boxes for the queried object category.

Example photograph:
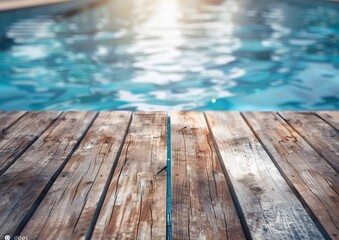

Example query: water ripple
[0,0,339,110]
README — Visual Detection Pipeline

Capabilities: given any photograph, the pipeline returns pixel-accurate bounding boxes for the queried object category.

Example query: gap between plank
[0,112,63,176]
[85,112,133,240]
[240,112,332,240]
[0,112,27,136]
[315,112,339,131]
[277,112,338,174]
[203,113,253,240]
[13,112,99,237]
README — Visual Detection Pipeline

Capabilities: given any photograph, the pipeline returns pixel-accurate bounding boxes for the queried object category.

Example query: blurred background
[0,0,338,111]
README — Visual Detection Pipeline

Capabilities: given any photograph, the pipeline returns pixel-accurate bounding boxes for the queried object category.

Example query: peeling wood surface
[0,111,337,240]
[21,111,131,240]
[171,112,245,240]
[243,112,339,239]
[206,112,324,239]
[92,112,167,239]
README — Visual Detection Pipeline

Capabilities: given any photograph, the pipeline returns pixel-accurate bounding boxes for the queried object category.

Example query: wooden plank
[92,112,167,239]
[317,111,339,130]
[171,112,245,240]
[0,111,26,133]
[21,111,132,240]
[243,112,339,239]
[205,112,324,239]
[0,111,96,238]
[0,0,72,11]
[279,112,339,172]
[0,111,61,175]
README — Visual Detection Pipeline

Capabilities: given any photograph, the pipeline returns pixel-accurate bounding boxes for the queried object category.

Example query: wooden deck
[0,111,338,239]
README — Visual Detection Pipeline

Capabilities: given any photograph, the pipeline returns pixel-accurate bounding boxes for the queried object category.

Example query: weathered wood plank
[279,112,339,172]
[0,111,61,175]
[0,111,96,238]
[21,111,132,240]
[317,111,339,130]
[171,112,245,240]
[243,112,338,239]
[205,112,324,239]
[92,112,167,239]
[0,111,26,133]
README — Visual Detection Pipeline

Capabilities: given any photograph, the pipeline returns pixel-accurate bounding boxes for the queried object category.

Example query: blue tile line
[166,114,172,240]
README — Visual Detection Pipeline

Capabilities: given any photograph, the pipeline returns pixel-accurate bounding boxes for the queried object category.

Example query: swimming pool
[0,0,338,111]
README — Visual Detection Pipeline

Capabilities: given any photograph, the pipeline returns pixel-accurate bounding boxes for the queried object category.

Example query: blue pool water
[0,0,339,111]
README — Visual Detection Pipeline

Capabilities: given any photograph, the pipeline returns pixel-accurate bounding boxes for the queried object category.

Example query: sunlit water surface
[0,0,339,110]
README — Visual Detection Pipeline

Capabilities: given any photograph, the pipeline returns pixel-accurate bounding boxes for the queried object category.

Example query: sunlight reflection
[126,0,244,105]
[130,0,185,86]
[145,0,181,28]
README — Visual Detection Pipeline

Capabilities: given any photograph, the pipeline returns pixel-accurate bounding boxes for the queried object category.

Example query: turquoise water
[0,0,339,111]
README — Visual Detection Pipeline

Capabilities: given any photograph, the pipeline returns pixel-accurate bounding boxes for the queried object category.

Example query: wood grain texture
[206,112,324,240]
[279,112,339,172]
[0,112,96,239]
[171,112,245,240]
[0,110,337,239]
[0,111,61,175]
[92,112,167,240]
[243,112,339,239]
[21,111,132,240]
[0,111,26,133]
[317,111,339,130]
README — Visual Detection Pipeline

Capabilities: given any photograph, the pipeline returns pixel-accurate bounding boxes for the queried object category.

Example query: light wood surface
[171,112,245,240]
[92,112,167,239]
[206,112,324,239]
[21,111,131,239]
[317,111,339,130]
[0,111,337,240]
[0,111,95,237]
[243,112,339,239]
[279,111,339,172]
[0,111,61,175]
